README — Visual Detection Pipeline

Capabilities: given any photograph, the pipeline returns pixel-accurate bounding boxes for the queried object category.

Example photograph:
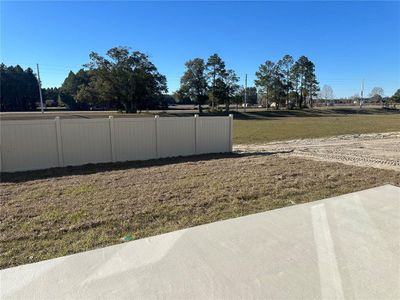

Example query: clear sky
[1,1,399,98]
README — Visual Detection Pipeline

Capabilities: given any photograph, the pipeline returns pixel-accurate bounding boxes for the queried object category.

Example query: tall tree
[42,87,62,107]
[172,89,192,104]
[319,84,334,105]
[277,55,294,107]
[233,91,243,110]
[213,69,240,112]
[82,47,167,113]
[0,64,39,111]
[369,87,385,107]
[242,87,258,105]
[179,58,208,113]
[255,60,285,109]
[369,87,384,98]
[233,86,258,110]
[305,69,319,107]
[291,56,319,108]
[206,54,226,110]
[60,69,91,109]
[255,60,276,107]
[390,89,400,108]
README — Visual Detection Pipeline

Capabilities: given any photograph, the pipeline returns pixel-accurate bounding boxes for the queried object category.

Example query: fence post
[109,116,116,162]
[229,114,233,152]
[155,115,160,158]
[194,114,199,154]
[55,117,64,167]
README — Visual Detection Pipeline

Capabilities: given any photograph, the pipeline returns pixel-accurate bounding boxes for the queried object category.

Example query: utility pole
[360,79,364,109]
[36,64,44,113]
[244,74,247,112]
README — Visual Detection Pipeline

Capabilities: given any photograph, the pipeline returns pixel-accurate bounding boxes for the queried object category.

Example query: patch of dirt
[235,132,400,171]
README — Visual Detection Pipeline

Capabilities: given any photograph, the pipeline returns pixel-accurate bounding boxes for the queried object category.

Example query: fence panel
[157,117,196,158]
[0,120,59,172]
[60,119,112,166]
[196,117,231,154]
[113,118,157,162]
[0,115,232,172]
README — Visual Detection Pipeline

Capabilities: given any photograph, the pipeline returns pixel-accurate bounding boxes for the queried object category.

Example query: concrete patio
[1,184,399,299]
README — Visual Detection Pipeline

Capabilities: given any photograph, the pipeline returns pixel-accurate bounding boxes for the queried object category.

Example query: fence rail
[0,115,233,173]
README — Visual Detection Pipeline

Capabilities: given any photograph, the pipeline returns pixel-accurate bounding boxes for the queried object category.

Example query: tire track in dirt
[235,132,400,171]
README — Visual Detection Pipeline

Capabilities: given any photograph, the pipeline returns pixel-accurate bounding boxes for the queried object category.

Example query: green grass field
[232,109,400,144]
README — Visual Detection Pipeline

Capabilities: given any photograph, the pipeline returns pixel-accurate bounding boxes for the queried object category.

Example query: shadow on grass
[2,107,398,121]
[229,107,400,120]
[0,151,291,183]
[54,108,400,120]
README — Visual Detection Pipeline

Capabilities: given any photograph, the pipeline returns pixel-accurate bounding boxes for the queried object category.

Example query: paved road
[1,185,399,299]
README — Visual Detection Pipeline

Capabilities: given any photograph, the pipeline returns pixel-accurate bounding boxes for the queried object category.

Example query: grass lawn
[1,106,399,269]
[233,111,400,144]
[1,154,399,269]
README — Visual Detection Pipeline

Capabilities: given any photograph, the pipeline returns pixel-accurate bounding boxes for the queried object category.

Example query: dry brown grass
[1,154,399,269]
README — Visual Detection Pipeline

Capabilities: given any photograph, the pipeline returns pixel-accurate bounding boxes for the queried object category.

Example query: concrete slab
[1,184,399,299]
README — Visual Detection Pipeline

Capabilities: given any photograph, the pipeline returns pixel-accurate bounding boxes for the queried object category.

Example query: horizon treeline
[173,53,319,112]
[0,64,40,111]
[1,46,399,112]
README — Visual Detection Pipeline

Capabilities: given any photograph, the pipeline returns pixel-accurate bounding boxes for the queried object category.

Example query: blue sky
[1,1,399,97]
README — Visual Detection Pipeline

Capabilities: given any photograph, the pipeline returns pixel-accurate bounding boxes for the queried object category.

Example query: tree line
[320,84,400,108]
[175,54,260,113]
[1,46,399,112]
[1,47,171,113]
[52,47,170,113]
[255,55,319,109]
[0,64,39,111]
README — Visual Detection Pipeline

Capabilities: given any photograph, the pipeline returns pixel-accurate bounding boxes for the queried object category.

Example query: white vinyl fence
[0,115,233,172]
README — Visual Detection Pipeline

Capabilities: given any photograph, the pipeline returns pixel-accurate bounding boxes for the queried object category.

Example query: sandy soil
[235,132,400,171]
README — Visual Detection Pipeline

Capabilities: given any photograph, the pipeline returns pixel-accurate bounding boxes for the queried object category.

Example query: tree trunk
[122,101,129,113]
[124,101,138,113]
[132,102,137,113]
[212,73,216,111]
[299,94,303,109]
[286,87,290,108]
